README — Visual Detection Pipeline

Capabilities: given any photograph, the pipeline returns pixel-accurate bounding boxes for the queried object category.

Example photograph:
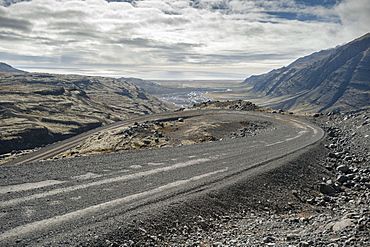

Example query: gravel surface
[88,110,369,247]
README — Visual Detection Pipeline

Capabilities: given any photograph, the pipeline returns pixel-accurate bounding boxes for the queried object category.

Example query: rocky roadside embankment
[92,110,369,247]
[53,105,272,159]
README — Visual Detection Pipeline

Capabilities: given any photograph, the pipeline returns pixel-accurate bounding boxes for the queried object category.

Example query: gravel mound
[53,112,273,159]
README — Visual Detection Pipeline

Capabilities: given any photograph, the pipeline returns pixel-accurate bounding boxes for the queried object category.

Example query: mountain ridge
[0,62,26,73]
[241,33,370,113]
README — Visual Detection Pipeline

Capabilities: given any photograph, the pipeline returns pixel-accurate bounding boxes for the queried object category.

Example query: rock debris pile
[189,100,262,111]
[55,121,171,158]
[228,121,271,139]
[55,114,273,159]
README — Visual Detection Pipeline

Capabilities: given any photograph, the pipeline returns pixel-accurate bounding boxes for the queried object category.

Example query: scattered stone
[263,236,275,243]
[337,165,350,173]
[332,218,354,232]
[328,152,338,158]
[319,183,337,194]
[299,241,311,247]
[337,175,349,183]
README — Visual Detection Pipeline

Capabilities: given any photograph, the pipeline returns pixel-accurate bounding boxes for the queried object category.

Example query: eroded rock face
[0,73,172,154]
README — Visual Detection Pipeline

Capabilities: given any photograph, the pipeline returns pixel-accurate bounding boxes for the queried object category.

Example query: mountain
[0,62,26,73]
[0,72,171,155]
[241,33,370,113]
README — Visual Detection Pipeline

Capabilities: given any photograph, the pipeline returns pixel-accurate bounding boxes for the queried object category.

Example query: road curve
[3,111,205,166]
[0,110,324,245]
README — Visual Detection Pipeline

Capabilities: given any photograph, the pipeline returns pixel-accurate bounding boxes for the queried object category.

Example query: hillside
[241,33,370,113]
[0,62,26,73]
[0,72,171,155]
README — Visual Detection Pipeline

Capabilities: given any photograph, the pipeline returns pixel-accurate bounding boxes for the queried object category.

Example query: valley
[0,32,369,247]
[125,78,239,108]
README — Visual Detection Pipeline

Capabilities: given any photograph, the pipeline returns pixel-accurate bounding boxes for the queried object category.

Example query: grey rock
[299,241,311,247]
[319,183,337,194]
[328,143,337,149]
[332,219,354,232]
[263,236,275,243]
[337,175,349,183]
[337,165,350,173]
[328,152,338,158]
[344,156,353,161]
[327,244,339,247]
[143,140,151,145]
[286,234,299,241]
[347,173,355,180]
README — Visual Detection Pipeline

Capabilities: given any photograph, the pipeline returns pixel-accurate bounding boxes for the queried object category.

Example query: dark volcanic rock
[241,33,370,113]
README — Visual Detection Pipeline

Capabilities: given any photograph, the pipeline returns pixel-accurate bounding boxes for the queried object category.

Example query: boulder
[319,183,337,195]
[337,175,349,183]
[332,219,354,232]
[337,165,350,174]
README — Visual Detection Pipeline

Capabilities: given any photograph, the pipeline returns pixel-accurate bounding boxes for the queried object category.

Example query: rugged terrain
[238,33,370,114]
[1,90,369,246]
[0,72,172,156]
[29,99,369,247]
[91,109,370,247]
[52,101,268,159]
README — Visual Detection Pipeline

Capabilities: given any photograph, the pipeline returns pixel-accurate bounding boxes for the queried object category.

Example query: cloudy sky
[0,0,369,79]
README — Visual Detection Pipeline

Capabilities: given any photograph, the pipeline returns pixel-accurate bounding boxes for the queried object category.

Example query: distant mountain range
[0,62,26,73]
[2,33,369,115]
[241,33,370,113]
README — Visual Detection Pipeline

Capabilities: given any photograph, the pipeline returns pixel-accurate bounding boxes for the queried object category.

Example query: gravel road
[91,111,370,247]
[0,110,323,246]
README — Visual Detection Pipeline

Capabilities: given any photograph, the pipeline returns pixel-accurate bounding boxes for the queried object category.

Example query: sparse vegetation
[0,72,171,158]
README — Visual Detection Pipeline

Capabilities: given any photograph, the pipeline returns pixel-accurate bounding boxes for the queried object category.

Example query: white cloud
[0,0,369,79]
[335,0,370,40]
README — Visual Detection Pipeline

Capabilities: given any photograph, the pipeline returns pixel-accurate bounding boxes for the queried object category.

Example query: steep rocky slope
[241,33,370,113]
[0,72,171,155]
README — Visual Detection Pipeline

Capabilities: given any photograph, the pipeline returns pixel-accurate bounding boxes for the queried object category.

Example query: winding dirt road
[0,110,324,245]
